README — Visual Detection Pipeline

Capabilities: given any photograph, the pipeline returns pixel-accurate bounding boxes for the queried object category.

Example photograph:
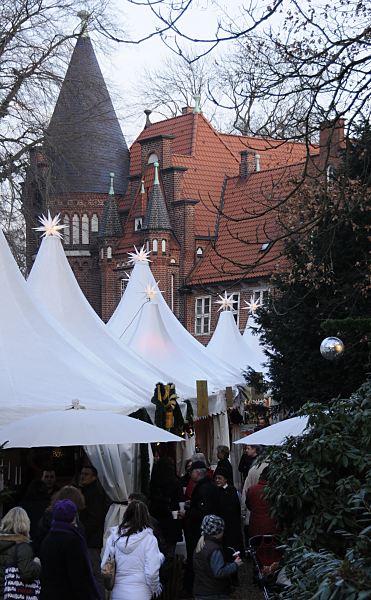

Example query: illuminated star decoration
[142,281,164,301]
[34,211,67,238]
[215,291,235,312]
[243,295,262,314]
[127,245,151,265]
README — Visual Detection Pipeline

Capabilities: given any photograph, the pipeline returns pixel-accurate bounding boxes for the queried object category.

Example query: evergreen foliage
[258,123,370,411]
[264,379,371,598]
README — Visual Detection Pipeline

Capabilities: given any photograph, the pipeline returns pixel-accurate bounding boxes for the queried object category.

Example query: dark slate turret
[99,173,123,238]
[45,29,129,195]
[143,162,172,230]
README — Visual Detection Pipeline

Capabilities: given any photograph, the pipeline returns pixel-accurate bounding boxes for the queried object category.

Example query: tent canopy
[207,310,255,373]
[0,228,141,426]
[27,234,185,401]
[243,313,268,374]
[108,252,243,394]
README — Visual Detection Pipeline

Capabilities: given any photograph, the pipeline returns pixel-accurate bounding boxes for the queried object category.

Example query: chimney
[319,119,345,165]
[182,106,193,115]
[239,150,257,178]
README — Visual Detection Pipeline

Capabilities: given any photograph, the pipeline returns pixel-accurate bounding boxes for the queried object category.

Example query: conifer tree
[258,123,370,410]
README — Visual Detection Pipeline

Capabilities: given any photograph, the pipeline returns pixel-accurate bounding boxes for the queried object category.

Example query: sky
[94,0,250,143]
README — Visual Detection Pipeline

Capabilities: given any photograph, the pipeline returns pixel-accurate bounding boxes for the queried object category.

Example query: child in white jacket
[101,501,164,600]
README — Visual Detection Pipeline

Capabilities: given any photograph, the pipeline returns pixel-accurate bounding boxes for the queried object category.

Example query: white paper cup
[172,510,179,519]
[179,502,185,512]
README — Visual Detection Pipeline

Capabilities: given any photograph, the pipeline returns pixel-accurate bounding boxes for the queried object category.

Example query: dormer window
[196,247,203,258]
[148,153,159,165]
[134,217,143,231]
[260,241,272,252]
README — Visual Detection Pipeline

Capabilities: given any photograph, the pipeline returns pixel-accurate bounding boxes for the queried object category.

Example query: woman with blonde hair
[101,500,164,600]
[0,507,41,599]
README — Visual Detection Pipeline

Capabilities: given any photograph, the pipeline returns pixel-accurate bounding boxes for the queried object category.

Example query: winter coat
[79,481,109,549]
[101,526,164,600]
[40,526,100,600]
[241,461,269,525]
[185,477,221,558]
[217,485,244,555]
[193,537,237,598]
[149,478,184,544]
[0,534,41,600]
[246,480,279,539]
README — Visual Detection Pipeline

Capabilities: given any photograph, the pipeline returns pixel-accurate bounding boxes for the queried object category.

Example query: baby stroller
[248,535,284,600]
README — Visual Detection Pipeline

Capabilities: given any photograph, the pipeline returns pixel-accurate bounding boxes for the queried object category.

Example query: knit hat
[214,467,230,480]
[52,499,77,523]
[190,460,206,471]
[201,514,225,536]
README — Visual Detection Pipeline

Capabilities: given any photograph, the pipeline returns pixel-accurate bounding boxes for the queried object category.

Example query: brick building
[23,31,345,343]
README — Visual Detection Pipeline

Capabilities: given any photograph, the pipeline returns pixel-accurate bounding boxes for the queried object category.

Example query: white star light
[127,245,151,265]
[142,281,164,301]
[215,291,235,312]
[34,211,67,238]
[243,295,262,314]
[142,281,163,300]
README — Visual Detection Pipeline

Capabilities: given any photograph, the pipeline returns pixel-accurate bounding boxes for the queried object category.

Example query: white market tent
[234,416,309,446]
[27,234,194,400]
[0,228,143,426]
[207,309,255,373]
[107,250,243,397]
[243,313,268,374]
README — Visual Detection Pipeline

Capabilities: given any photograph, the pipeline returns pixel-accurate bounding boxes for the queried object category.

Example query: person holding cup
[193,515,242,600]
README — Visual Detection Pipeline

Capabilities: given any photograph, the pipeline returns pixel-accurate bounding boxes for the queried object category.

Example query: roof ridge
[195,114,240,165]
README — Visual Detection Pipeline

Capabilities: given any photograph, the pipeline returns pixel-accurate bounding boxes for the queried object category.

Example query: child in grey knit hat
[193,515,242,600]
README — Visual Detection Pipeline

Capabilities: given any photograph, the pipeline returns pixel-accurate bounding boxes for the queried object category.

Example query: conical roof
[125,300,227,395]
[143,165,171,230]
[243,314,268,374]
[27,234,181,399]
[99,174,123,238]
[107,252,243,391]
[207,310,255,373]
[0,229,139,426]
[45,36,129,195]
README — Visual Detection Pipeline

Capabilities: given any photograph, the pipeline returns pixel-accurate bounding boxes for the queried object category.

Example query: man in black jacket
[79,465,109,598]
[182,461,220,595]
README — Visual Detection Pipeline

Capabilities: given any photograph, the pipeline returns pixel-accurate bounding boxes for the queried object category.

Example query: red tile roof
[129,113,317,238]
[187,162,305,285]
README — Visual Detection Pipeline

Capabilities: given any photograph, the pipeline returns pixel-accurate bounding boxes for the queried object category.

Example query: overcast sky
[94,0,249,143]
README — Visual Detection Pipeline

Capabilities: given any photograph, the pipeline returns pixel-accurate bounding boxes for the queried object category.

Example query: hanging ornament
[320,337,345,360]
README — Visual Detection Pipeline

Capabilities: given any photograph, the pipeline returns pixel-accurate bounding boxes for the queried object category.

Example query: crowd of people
[0,442,279,600]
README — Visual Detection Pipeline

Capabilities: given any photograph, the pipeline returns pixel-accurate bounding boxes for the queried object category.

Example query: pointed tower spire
[98,172,122,238]
[45,34,129,195]
[77,10,90,38]
[143,162,171,231]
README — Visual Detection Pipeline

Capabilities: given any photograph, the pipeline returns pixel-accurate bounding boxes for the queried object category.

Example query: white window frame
[72,214,79,245]
[161,239,166,255]
[195,295,211,335]
[63,215,70,245]
[227,291,240,326]
[134,217,143,231]
[252,288,270,306]
[152,239,158,253]
[81,214,89,244]
[107,246,112,259]
[91,214,99,232]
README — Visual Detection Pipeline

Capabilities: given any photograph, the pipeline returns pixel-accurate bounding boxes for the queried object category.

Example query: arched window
[161,239,166,254]
[72,214,79,245]
[100,248,104,260]
[107,246,112,259]
[148,152,159,165]
[63,215,70,245]
[146,239,149,252]
[91,214,99,232]
[82,214,89,244]
[152,239,158,253]
[170,274,175,312]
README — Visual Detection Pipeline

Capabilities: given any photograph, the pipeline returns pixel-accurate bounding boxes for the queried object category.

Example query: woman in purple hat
[39,499,101,600]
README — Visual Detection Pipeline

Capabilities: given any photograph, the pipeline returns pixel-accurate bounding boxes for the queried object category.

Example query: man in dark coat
[214,469,244,556]
[182,461,221,594]
[40,500,100,600]
[79,465,109,598]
